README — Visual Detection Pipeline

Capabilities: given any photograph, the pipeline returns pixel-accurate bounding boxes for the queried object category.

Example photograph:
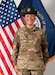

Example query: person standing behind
[12,6,49,75]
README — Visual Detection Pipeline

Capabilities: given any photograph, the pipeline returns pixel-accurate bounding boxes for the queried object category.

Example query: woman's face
[24,14,36,25]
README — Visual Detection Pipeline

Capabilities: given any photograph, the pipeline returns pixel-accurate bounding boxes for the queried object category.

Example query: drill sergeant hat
[20,6,37,16]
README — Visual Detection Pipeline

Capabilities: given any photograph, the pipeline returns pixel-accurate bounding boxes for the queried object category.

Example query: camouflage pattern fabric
[12,25,48,71]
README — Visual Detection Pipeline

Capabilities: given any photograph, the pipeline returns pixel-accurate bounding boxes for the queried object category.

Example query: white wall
[41,0,55,25]
[44,59,55,75]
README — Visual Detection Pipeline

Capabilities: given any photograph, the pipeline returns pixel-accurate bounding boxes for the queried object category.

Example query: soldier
[12,6,49,75]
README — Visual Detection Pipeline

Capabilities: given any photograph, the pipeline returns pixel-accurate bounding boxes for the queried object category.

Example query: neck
[26,24,34,29]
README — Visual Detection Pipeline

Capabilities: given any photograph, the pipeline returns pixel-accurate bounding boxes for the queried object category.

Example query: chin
[28,24,33,25]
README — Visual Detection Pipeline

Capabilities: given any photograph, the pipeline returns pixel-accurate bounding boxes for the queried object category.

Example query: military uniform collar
[25,25,37,31]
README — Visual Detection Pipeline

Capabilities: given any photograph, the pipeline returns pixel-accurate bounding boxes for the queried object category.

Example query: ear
[34,16,36,21]
[24,17,25,21]
[35,16,36,20]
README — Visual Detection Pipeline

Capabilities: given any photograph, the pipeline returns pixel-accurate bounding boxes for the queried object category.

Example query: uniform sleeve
[12,32,20,65]
[41,31,49,65]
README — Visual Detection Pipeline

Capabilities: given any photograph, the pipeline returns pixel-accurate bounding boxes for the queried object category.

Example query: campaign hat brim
[20,6,37,16]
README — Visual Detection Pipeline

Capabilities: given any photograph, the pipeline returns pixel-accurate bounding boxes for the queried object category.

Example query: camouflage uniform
[12,25,48,75]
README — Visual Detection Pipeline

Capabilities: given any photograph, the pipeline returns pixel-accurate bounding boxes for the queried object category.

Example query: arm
[12,32,20,66]
[41,31,49,65]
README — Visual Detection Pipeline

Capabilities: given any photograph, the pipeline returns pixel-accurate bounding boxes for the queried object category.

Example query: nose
[28,15,32,19]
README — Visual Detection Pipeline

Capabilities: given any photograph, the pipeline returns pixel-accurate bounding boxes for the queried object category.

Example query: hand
[14,65,18,74]
[42,65,46,72]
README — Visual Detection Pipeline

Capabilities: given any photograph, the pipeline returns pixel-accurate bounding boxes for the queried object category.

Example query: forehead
[25,14,35,16]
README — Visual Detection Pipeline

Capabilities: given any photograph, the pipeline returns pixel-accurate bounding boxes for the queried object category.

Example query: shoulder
[36,27,47,38]
[15,27,26,36]
[35,27,43,34]
[18,27,26,32]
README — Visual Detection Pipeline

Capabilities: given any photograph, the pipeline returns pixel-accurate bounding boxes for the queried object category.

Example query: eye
[26,15,29,17]
[25,14,29,17]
